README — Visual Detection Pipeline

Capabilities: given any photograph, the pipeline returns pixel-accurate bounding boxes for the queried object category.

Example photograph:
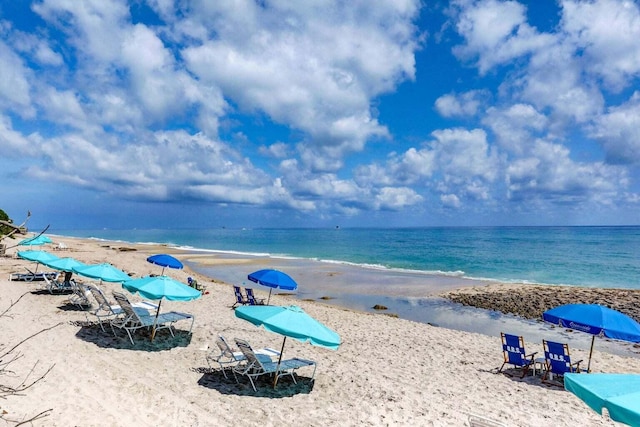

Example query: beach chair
[498,333,537,377]
[232,285,249,308]
[110,292,195,344]
[245,288,265,305]
[10,268,58,282]
[468,414,507,427]
[205,335,281,379]
[542,340,582,385]
[232,338,316,391]
[68,281,92,308]
[42,272,74,294]
[87,286,158,332]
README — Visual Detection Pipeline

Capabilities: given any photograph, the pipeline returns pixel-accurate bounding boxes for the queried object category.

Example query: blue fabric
[247,269,298,290]
[544,341,578,375]
[123,275,201,301]
[502,334,529,367]
[146,254,183,270]
[565,373,640,427]
[235,305,340,350]
[18,235,53,246]
[17,250,59,263]
[72,263,131,282]
[42,257,86,272]
[542,304,640,343]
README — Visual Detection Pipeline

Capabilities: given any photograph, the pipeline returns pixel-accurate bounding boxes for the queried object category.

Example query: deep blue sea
[54,226,640,289]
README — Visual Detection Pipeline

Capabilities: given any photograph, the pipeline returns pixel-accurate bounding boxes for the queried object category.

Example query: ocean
[54,226,640,289]
[53,226,640,356]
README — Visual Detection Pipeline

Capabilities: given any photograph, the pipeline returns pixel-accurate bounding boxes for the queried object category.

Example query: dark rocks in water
[372,304,388,310]
[319,296,334,300]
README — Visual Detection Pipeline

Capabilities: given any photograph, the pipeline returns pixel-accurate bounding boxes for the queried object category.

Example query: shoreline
[2,235,640,426]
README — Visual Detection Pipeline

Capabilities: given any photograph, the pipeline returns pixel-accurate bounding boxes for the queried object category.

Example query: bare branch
[0,292,30,318]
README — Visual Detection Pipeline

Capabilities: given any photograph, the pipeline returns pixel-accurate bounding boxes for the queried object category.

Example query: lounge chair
[232,338,316,391]
[10,268,58,282]
[42,272,74,294]
[542,340,582,385]
[110,292,195,344]
[205,335,281,379]
[245,288,265,305]
[68,281,92,308]
[468,414,507,427]
[498,332,537,377]
[232,285,248,308]
[87,286,158,332]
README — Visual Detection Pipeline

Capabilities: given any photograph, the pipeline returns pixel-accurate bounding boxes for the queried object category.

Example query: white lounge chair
[42,272,74,294]
[206,335,281,379]
[468,413,507,427]
[110,292,194,344]
[68,281,92,308]
[86,285,157,332]
[232,338,316,391]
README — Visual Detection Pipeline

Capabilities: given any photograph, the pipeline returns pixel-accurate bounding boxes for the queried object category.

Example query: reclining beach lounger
[232,338,316,391]
[87,285,158,332]
[206,335,281,379]
[110,292,194,344]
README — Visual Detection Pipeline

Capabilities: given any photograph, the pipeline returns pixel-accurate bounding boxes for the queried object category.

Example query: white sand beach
[1,236,639,426]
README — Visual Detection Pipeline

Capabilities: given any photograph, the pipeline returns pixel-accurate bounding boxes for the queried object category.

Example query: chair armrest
[525,352,538,360]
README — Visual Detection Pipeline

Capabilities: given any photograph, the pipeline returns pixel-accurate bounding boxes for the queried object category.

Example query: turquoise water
[54,226,640,289]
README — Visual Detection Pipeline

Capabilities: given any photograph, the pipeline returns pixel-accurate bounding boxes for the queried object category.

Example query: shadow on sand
[193,367,314,397]
[72,320,192,351]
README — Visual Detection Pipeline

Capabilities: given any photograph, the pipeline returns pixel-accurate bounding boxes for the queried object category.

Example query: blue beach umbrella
[543,304,640,372]
[146,254,183,275]
[248,269,298,305]
[18,235,53,247]
[565,373,640,426]
[43,257,86,272]
[17,250,59,273]
[123,275,201,341]
[72,263,131,283]
[235,305,340,387]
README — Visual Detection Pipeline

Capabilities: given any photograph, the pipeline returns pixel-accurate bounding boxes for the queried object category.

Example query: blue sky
[1,0,640,230]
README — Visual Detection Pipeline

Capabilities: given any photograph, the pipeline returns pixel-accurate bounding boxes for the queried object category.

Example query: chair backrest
[233,286,246,303]
[245,288,260,305]
[501,333,528,367]
[112,292,141,322]
[89,285,116,312]
[216,335,236,359]
[235,338,265,370]
[543,340,574,375]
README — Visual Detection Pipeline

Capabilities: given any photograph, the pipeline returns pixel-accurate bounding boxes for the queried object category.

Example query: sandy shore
[1,236,639,426]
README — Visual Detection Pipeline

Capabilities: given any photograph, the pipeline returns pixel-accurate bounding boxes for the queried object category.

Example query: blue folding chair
[245,288,265,305]
[498,333,537,377]
[543,340,582,384]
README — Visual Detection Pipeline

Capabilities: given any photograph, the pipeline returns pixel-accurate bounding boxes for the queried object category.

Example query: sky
[1,0,640,230]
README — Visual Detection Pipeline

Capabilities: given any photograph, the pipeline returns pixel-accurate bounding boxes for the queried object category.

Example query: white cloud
[435,90,490,118]
[590,91,640,164]
[0,41,32,115]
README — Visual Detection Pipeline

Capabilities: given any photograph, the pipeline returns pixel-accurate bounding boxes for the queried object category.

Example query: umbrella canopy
[123,275,201,341]
[248,269,298,305]
[17,250,59,273]
[146,254,183,275]
[18,235,53,246]
[123,275,201,301]
[17,250,59,264]
[565,373,640,426]
[43,257,86,272]
[235,304,340,387]
[72,263,131,283]
[543,304,640,371]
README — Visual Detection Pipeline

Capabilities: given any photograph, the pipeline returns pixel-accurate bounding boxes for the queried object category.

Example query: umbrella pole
[273,337,287,388]
[267,288,273,305]
[151,300,162,342]
[587,335,595,373]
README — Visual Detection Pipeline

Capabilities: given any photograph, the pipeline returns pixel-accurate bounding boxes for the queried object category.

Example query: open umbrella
[146,254,183,275]
[43,257,86,272]
[543,304,640,372]
[235,304,340,387]
[565,373,640,426]
[122,275,201,341]
[72,263,131,283]
[17,250,59,274]
[248,269,298,305]
[18,235,53,247]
